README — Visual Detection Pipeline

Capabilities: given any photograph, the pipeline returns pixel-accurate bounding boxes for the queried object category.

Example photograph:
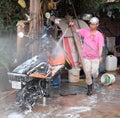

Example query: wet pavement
[0,72,120,118]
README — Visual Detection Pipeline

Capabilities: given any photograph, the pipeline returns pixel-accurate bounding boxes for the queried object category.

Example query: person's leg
[90,59,100,94]
[91,59,100,80]
[82,59,93,96]
[82,59,92,85]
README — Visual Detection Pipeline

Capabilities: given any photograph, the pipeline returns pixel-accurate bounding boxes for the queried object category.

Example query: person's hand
[69,21,74,26]
[99,57,103,62]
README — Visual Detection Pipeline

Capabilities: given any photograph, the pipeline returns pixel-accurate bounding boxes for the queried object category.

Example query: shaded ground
[0,71,120,118]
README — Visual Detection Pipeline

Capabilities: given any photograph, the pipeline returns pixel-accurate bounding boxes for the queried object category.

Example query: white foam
[8,112,24,118]
[55,106,91,117]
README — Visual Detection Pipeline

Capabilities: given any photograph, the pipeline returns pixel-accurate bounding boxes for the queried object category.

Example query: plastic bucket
[51,75,60,85]
[68,68,80,82]
[101,73,116,85]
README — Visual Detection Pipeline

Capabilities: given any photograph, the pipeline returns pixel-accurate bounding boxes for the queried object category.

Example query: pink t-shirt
[77,28,104,59]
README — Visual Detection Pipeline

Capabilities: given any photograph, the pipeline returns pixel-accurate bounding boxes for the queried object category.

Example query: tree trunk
[29,0,43,56]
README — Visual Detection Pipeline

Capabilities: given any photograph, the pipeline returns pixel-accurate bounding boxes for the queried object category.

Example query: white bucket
[68,68,80,82]
[101,73,116,85]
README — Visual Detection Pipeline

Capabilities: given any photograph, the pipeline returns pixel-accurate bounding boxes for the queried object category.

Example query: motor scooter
[8,33,72,110]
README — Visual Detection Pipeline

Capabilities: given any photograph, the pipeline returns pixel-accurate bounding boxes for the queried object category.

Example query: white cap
[89,17,99,24]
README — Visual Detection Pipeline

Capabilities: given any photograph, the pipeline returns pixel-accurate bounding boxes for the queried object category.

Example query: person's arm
[98,33,104,62]
[99,46,103,57]
[69,21,82,34]
[69,21,84,45]
[99,46,103,62]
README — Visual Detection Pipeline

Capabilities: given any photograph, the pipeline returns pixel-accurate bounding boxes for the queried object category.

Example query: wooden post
[29,0,34,36]
[29,0,42,56]
[16,0,45,62]
[16,21,25,63]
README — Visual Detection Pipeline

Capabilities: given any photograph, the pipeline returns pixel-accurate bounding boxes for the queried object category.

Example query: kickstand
[42,97,46,106]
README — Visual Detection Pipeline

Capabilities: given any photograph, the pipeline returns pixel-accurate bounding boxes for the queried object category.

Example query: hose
[78,33,120,103]
[52,34,120,104]
[58,82,87,94]
[93,69,120,104]
[51,77,120,104]
[52,18,120,104]
[50,81,87,96]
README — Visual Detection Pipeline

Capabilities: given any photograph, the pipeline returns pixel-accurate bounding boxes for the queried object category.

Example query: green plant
[74,0,107,14]
[0,0,27,33]
[98,2,120,19]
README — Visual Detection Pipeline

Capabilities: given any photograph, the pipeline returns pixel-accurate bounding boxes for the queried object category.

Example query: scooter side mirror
[18,32,24,38]
[45,12,50,19]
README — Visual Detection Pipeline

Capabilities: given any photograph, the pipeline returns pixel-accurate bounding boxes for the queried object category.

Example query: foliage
[0,0,28,33]
[99,2,120,19]
[73,0,107,14]
[0,0,119,34]
[56,0,107,17]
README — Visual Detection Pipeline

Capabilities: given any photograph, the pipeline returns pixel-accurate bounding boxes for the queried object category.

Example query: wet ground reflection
[0,72,120,118]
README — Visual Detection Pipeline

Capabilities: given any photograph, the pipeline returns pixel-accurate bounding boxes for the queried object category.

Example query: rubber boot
[87,84,93,96]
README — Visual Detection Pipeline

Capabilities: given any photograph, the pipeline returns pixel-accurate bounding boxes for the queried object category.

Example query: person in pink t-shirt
[70,17,104,96]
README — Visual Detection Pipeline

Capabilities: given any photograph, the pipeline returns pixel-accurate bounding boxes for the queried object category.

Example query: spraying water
[38,32,66,65]
[0,34,16,91]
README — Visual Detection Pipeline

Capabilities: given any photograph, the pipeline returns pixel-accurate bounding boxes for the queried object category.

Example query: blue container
[51,75,61,85]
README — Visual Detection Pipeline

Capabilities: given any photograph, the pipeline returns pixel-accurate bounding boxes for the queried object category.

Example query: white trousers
[82,59,100,85]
